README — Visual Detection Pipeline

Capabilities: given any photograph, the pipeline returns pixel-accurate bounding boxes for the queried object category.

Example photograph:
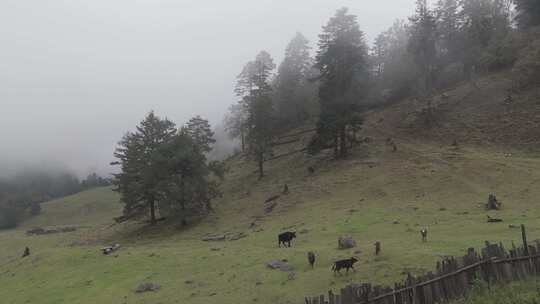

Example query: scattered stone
[354,250,362,255]
[228,232,247,241]
[249,222,257,229]
[287,272,295,281]
[299,229,309,234]
[266,260,294,272]
[26,226,77,236]
[202,235,226,242]
[101,244,121,255]
[209,293,217,297]
[393,220,400,224]
[487,215,503,223]
[135,282,161,293]
[338,236,357,249]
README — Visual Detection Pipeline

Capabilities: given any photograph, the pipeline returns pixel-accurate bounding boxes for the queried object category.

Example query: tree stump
[486,194,502,210]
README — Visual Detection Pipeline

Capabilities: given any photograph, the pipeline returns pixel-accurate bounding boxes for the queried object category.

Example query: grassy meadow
[1,137,540,304]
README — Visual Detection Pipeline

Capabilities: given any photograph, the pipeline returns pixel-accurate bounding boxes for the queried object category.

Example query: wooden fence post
[522,224,529,256]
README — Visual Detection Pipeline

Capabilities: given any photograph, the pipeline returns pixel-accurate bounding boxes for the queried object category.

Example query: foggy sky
[1,0,421,177]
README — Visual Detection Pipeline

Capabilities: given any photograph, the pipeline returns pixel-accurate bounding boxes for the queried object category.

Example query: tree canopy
[112,112,222,225]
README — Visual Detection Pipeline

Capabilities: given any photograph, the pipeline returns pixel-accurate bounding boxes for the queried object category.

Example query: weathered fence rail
[305,225,540,304]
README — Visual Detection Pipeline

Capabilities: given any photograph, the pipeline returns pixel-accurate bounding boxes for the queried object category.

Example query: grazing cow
[278,231,296,248]
[332,257,358,275]
[374,241,381,255]
[307,251,315,268]
[22,247,30,258]
[420,228,428,242]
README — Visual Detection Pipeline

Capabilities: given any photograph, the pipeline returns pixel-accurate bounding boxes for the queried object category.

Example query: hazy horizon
[1,0,423,177]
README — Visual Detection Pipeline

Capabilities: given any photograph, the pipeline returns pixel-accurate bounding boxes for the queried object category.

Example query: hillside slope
[365,72,540,151]
[2,72,540,304]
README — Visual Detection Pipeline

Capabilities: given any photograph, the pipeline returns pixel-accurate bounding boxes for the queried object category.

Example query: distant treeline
[0,170,111,229]
[223,0,540,177]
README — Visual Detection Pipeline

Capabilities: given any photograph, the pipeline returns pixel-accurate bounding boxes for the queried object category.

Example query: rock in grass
[135,282,161,293]
[338,236,356,249]
[202,235,226,242]
[228,232,247,241]
[287,271,295,281]
[266,260,294,272]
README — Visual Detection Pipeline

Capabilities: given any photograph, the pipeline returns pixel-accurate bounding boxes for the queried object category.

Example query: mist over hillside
[0,0,422,175]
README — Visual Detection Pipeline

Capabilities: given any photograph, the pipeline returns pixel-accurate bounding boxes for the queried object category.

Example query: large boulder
[338,236,357,249]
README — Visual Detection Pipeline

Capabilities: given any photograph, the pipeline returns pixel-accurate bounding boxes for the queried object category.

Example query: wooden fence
[305,225,540,304]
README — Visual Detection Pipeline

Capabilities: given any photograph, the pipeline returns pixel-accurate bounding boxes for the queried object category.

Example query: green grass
[455,279,540,304]
[1,141,540,304]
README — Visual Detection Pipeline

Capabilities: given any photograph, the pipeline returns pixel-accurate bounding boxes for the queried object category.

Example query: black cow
[278,231,296,248]
[307,251,315,268]
[332,257,358,274]
[420,229,428,242]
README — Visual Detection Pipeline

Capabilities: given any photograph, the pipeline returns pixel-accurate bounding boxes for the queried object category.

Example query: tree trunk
[241,128,245,153]
[333,133,339,159]
[339,126,347,158]
[258,152,264,179]
[149,198,156,225]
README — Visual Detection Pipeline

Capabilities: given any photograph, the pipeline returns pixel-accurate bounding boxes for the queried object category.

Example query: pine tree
[274,32,315,125]
[313,7,368,158]
[152,131,222,224]
[227,61,258,153]
[245,51,276,179]
[184,115,215,153]
[223,103,248,152]
[112,111,176,225]
[113,112,223,225]
[435,0,460,64]
[515,0,540,30]
[458,0,512,75]
[408,0,438,96]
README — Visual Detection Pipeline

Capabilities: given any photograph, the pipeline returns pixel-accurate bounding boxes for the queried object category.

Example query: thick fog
[0,0,419,177]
